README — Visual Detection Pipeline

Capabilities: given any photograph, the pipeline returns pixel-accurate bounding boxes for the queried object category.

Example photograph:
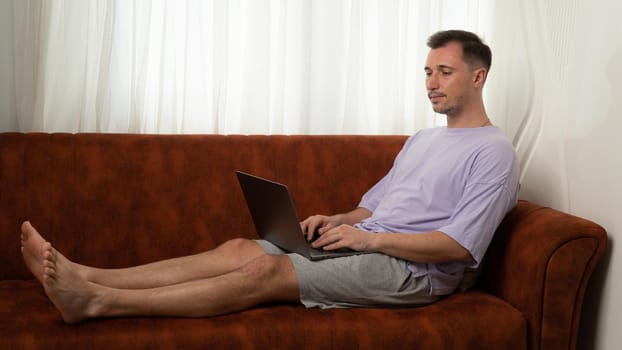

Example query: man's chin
[432,106,449,115]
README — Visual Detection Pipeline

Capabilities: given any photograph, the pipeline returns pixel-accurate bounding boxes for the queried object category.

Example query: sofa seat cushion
[1,279,526,350]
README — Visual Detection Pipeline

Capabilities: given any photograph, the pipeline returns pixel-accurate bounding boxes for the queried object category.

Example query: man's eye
[441,71,452,76]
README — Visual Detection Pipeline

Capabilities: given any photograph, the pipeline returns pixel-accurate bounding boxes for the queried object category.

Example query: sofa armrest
[479,200,607,350]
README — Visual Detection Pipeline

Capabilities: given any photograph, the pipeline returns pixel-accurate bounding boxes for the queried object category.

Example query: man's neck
[445,104,490,128]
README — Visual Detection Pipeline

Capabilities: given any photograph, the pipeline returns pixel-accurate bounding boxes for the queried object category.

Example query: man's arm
[312,225,473,264]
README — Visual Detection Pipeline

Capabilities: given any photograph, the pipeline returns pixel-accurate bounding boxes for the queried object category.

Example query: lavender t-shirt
[355,126,520,296]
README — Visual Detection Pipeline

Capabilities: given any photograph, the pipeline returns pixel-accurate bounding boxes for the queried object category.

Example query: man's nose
[426,73,439,90]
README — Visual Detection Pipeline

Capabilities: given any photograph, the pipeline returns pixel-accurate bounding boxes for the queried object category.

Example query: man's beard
[433,104,454,115]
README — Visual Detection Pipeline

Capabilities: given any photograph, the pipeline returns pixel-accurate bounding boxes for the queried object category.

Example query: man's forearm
[334,207,372,226]
[368,230,473,264]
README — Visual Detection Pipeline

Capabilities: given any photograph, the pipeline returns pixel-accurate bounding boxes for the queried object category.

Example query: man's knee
[240,255,300,302]
[240,255,288,280]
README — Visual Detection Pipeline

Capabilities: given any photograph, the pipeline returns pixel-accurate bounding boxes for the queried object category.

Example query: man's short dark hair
[427,30,492,71]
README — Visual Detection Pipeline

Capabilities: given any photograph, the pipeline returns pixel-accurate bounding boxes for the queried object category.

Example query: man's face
[424,42,477,116]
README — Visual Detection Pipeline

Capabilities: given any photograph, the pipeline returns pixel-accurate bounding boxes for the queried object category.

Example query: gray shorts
[256,240,439,309]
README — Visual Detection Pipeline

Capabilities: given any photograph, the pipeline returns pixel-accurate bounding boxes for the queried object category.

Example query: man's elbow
[454,247,474,263]
[438,232,474,263]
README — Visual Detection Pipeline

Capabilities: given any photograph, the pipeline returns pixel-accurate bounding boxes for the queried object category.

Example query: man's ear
[472,68,487,87]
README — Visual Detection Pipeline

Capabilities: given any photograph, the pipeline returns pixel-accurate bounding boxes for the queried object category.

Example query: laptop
[236,171,369,261]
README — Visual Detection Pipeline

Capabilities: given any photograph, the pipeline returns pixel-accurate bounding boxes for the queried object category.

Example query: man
[20,30,519,323]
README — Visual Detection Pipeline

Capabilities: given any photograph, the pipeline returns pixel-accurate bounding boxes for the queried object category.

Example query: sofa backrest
[0,133,406,279]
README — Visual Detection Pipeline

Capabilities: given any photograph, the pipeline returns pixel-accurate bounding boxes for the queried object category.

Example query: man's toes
[21,221,32,235]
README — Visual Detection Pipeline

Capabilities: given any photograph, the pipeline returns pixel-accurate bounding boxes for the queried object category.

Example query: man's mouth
[428,93,445,103]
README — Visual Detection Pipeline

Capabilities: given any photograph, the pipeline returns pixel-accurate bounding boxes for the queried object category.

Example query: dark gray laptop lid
[236,171,311,258]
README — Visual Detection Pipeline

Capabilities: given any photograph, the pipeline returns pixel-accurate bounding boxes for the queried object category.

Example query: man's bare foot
[20,221,100,323]
[41,243,102,323]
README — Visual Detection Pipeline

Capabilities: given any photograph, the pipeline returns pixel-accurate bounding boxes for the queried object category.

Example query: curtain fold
[6,0,487,134]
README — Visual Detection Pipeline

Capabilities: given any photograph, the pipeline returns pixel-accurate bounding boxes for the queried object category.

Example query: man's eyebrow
[424,64,456,71]
[437,64,455,70]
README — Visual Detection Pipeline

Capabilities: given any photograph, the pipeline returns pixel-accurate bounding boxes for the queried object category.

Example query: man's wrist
[333,214,345,226]
[366,232,382,252]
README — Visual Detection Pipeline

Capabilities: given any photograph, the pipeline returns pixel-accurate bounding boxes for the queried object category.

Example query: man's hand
[309,224,374,252]
[300,214,342,242]
[300,208,373,246]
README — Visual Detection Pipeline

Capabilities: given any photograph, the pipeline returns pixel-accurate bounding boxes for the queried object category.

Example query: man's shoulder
[481,128,516,155]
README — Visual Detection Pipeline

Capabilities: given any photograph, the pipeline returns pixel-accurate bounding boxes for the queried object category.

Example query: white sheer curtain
[6,0,488,134]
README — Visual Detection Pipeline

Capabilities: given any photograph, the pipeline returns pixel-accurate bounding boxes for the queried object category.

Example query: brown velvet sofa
[0,133,607,350]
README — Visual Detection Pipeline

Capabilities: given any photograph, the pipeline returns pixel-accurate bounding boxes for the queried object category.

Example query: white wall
[491,1,622,349]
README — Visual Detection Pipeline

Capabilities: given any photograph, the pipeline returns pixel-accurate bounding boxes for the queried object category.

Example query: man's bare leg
[45,246,300,323]
[21,222,268,289]
[23,224,301,323]
[80,239,267,289]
